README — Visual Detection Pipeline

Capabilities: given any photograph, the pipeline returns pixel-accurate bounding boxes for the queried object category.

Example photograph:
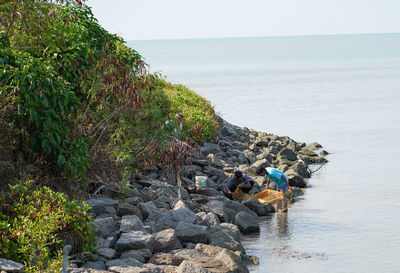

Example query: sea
[127,33,400,273]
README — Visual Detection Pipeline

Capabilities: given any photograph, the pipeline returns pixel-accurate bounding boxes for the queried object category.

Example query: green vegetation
[0,180,95,272]
[0,1,219,270]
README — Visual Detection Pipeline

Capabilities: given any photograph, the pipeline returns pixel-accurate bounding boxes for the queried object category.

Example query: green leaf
[57,154,66,167]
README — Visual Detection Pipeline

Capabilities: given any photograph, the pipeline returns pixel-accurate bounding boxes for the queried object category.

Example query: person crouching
[225,171,254,199]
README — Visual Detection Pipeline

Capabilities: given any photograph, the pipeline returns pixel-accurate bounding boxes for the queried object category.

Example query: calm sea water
[128,33,400,273]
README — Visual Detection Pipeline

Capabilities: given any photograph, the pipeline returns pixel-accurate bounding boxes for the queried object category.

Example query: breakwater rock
[67,120,327,273]
[0,120,327,273]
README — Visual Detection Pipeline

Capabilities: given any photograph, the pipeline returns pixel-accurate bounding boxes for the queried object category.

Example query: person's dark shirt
[227,174,251,192]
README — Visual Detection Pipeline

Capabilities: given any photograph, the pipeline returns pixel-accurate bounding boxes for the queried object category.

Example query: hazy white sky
[88,0,400,40]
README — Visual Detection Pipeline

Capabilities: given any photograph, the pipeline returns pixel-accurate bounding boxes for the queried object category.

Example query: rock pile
[0,120,328,273]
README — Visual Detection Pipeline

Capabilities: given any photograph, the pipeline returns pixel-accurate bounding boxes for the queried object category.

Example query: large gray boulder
[290,162,310,178]
[97,247,116,260]
[175,222,208,243]
[120,215,146,233]
[116,231,155,252]
[195,212,220,227]
[207,224,245,254]
[223,199,258,218]
[84,198,119,216]
[285,169,307,188]
[306,142,323,150]
[119,250,148,263]
[153,208,199,232]
[234,211,260,234]
[278,147,298,161]
[206,153,225,169]
[201,200,225,221]
[138,201,163,221]
[242,198,274,216]
[91,217,117,238]
[201,143,223,155]
[243,149,257,164]
[153,229,182,253]
[215,248,249,273]
[117,203,143,219]
[251,158,270,171]
[195,243,248,273]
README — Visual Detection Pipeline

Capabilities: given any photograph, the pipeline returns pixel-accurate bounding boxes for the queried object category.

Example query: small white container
[195,176,207,187]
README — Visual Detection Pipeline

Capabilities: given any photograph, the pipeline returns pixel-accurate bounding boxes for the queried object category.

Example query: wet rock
[207,225,245,254]
[223,199,258,218]
[290,162,310,178]
[196,244,248,273]
[242,198,274,216]
[320,149,329,156]
[234,211,260,234]
[285,169,307,188]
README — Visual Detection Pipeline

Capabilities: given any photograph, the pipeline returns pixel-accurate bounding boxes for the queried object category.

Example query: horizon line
[126,31,400,42]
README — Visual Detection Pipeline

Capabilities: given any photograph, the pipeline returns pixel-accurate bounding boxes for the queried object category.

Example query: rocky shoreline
[0,120,328,273]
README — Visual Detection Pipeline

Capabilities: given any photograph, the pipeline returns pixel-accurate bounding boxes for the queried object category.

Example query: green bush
[0,180,96,271]
[0,41,89,180]
[159,80,219,143]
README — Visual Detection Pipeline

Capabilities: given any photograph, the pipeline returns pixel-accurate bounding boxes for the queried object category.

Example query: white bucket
[195,176,207,187]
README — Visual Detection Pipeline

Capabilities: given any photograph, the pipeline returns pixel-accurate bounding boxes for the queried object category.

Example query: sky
[88,0,400,40]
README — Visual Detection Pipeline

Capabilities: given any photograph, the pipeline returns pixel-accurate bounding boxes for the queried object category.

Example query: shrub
[159,80,219,143]
[0,180,96,271]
